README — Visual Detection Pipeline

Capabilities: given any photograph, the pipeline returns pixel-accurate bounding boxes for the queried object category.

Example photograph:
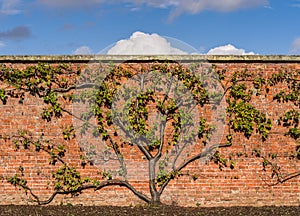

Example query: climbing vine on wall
[216,65,300,185]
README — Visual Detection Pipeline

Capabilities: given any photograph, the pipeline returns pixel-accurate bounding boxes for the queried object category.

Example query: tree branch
[17,179,151,205]
[159,142,231,195]
[114,117,152,160]
[154,119,166,160]
[261,157,300,186]
[108,137,127,178]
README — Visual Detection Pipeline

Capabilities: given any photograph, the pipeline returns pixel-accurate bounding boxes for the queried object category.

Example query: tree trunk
[149,158,162,205]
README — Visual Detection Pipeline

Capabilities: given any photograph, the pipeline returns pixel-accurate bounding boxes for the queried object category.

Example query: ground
[0,205,299,216]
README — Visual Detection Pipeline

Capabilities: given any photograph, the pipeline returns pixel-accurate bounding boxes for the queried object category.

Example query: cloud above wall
[73,46,93,54]
[207,44,255,55]
[0,26,31,40]
[0,0,22,15]
[290,37,300,54]
[105,31,255,55]
[107,32,188,55]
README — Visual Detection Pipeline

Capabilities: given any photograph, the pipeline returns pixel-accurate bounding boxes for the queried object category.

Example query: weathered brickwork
[0,55,300,207]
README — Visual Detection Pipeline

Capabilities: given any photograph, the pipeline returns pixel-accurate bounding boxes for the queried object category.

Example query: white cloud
[0,0,22,15]
[107,31,188,55]
[131,0,179,8]
[207,44,255,55]
[36,0,104,8]
[291,0,300,8]
[36,0,268,17]
[0,41,5,48]
[170,0,268,18]
[37,0,170,8]
[106,32,256,55]
[73,46,93,54]
[290,38,300,54]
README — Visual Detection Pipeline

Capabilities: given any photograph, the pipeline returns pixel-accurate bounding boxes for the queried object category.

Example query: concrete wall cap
[1,55,300,63]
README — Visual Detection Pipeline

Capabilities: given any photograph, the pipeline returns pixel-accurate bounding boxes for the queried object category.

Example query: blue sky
[1,0,300,55]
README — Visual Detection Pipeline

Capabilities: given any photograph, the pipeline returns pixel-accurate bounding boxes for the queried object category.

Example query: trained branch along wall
[0,55,300,207]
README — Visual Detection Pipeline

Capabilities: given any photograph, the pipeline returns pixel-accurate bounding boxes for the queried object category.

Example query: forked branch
[262,157,300,186]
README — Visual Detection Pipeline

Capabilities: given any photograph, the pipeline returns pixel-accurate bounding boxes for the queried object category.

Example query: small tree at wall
[0,60,299,205]
[72,60,229,204]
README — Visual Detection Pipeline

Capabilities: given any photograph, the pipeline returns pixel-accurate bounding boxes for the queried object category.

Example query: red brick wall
[0,56,300,206]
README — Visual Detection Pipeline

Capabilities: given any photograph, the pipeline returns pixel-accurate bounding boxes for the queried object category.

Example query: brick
[0,57,300,206]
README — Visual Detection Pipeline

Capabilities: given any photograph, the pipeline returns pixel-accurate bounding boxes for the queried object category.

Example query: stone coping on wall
[1,55,300,63]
